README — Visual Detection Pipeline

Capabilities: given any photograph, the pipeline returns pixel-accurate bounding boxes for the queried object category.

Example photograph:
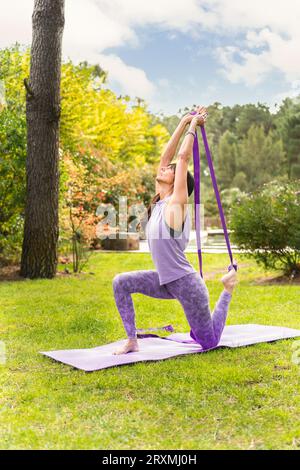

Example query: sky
[1,0,300,116]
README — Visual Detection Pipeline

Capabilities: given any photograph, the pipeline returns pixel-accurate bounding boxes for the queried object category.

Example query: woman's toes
[113,350,122,355]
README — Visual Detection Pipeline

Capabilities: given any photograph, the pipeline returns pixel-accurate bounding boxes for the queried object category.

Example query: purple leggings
[112,270,232,350]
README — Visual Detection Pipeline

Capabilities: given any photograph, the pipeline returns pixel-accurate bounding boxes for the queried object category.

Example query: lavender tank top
[145,195,197,285]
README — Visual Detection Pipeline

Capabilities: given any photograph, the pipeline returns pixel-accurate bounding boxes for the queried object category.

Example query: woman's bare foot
[221,261,238,294]
[113,338,139,355]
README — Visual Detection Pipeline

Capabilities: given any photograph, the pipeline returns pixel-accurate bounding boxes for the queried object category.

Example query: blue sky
[104,28,289,115]
[1,0,300,116]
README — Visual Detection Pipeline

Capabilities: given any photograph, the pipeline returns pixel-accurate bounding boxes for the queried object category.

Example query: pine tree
[20,0,65,278]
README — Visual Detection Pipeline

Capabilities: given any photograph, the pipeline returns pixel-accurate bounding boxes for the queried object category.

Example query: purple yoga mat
[41,324,300,372]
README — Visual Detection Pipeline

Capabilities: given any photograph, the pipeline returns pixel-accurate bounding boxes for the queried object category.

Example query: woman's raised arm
[155,118,187,193]
[170,111,207,206]
[155,108,203,193]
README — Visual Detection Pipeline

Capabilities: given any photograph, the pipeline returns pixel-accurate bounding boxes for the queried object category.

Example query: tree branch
[23,78,34,100]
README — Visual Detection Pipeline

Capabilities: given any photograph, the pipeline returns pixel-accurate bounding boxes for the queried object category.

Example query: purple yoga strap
[190,111,238,277]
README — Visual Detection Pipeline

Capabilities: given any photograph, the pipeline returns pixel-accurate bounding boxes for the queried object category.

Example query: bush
[0,108,26,265]
[0,215,24,267]
[230,180,300,276]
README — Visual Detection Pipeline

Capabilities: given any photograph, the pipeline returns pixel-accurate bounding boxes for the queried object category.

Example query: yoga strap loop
[190,111,237,277]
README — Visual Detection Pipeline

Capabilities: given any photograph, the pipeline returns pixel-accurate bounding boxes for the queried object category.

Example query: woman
[112,106,238,355]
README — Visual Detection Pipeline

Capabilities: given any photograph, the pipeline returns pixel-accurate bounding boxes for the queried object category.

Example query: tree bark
[20,0,65,278]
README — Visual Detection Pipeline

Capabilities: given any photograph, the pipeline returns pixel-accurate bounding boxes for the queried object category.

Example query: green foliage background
[0,45,300,267]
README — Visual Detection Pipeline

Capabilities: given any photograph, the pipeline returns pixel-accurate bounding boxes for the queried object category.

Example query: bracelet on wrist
[185,130,196,138]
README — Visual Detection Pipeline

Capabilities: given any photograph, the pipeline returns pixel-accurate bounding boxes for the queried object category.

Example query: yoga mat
[41,324,300,372]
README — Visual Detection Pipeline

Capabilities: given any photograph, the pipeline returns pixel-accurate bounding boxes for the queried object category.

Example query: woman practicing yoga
[112,105,238,355]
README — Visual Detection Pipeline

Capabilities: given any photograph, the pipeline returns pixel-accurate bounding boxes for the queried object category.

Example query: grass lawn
[0,252,300,450]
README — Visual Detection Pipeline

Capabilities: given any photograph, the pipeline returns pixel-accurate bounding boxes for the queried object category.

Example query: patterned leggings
[112,270,232,350]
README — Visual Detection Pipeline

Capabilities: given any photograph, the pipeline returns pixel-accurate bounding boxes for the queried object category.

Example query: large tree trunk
[20,0,65,278]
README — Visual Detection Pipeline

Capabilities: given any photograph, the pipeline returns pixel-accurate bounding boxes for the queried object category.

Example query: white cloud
[199,0,300,35]
[215,25,300,86]
[202,1,300,87]
[1,0,300,108]
[63,0,137,53]
[94,0,215,34]
[216,45,271,86]
[62,0,156,99]
[0,0,155,100]
[97,53,156,98]
[0,0,223,104]
[0,0,32,48]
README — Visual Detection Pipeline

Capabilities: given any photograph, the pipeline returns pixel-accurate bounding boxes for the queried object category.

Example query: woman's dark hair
[147,163,194,220]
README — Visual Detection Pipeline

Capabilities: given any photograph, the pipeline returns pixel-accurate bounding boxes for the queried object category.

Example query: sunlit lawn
[0,252,300,449]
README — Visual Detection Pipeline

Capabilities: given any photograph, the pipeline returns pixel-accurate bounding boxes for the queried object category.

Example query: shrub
[230,180,300,276]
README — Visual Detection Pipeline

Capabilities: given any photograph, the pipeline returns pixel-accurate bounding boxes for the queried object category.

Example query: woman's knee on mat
[192,330,219,350]
[202,336,219,350]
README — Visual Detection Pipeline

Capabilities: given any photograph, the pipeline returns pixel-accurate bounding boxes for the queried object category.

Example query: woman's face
[156,164,175,185]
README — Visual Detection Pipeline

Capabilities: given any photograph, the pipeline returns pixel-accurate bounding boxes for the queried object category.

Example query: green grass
[1,252,300,450]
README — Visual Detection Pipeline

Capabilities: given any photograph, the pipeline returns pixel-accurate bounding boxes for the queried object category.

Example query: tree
[20,0,65,278]
[216,130,238,189]
[237,125,286,192]
[275,97,300,179]
[235,103,274,138]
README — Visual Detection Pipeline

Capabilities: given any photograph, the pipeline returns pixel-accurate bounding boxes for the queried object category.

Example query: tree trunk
[20,0,65,278]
